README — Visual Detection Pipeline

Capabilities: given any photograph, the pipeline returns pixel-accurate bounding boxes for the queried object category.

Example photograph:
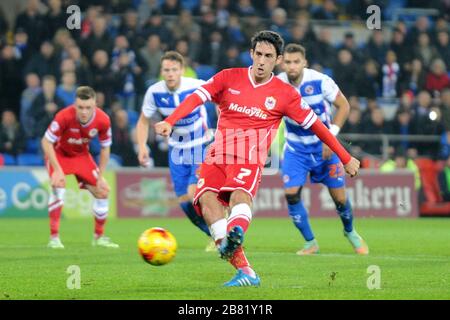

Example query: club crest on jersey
[305,85,314,95]
[89,128,98,137]
[264,96,276,110]
[197,178,205,189]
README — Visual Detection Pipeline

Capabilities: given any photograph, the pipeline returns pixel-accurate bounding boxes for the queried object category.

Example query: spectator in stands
[234,0,257,16]
[14,0,47,51]
[341,107,362,134]
[380,149,421,190]
[0,7,8,41]
[29,75,65,138]
[365,30,389,67]
[118,9,142,51]
[199,8,218,42]
[53,29,74,61]
[314,28,337,69]
[174,39,198,78]
[0,110,26,157]
[340,32,365,64]
[112,50,141,111]
[438,154,450,201]
[161,0,181,16]
[91,49,115,106]
[218,45,243,70]
[56,71,77,106]
[390,27,413,71]
[334,49,357,97]
[391,108,417,152]
[407,16,431,45]
[0,46,24,115]
[171,10,201,42]
[139,34,164,85]
[111,109,139,167]
[382,50,400,98]
[347,0,384,21]
[440,88,450,131]
[362,108,391,155]
[414,32,440,67]
[436,31,450,68]
[24,40,60,79]
[399,58,426,95]
[199,30,226,66]
[261,0,282,18]
[425,58,450,95]
[21,73,41,137]
[313,0,338,20]
[44,0,67,40]
[241,12,266,44]
[269,8,291,42]
[141,10,173,50]
[81,15,114,58]
[226,14,246,48]
[66,45,93,86]
[216,0,232,29]
[355,59,380,99]
[414,90,444,156]
[192,0,214,16]
[14,28,32,64]
[288,0,313,18]
[137,0,160,26]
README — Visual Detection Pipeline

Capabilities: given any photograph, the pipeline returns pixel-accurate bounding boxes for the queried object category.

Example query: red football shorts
[193,162,262,211]
[46,152,99,189]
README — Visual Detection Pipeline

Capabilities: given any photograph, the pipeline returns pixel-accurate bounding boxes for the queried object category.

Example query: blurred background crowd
[0,0,449,176]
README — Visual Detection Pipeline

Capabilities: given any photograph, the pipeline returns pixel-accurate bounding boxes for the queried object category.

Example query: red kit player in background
[155,31,360,287]
[42,86,119,249]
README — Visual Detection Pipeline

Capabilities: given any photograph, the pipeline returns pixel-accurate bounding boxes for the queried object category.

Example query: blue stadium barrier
[181,0,200,10]
[16,153,44,166]
[110,153,124,166]
[127,110,139,127]
[1,154,16,165]
[195,65,217,81]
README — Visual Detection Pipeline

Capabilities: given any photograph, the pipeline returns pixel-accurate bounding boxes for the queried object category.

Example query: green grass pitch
[1,217,449,300]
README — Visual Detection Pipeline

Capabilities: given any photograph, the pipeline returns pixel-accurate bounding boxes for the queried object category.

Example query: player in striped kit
[278,44,369,255]
[136,51,215,251]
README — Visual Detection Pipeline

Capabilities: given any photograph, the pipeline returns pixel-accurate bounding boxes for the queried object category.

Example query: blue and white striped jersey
[141,77,211,149]
[278,68,340,154]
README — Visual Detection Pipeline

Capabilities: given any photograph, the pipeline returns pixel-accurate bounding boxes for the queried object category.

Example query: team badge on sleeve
[264,96,276,110]
[50,121,59,132]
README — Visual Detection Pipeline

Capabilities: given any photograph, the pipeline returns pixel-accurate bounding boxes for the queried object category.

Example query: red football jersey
[44,105,112,157]
[194,67,317,166]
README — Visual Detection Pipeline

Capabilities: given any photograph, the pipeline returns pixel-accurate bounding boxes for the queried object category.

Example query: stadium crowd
[0,0,449,172]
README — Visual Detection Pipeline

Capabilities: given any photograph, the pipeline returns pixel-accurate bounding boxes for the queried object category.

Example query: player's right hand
[344,157,360,178]
[51,169,66,188]
[155,121,172,137]
[138,148,151,167]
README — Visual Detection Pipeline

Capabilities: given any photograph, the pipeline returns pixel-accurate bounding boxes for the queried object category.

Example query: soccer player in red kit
[155,31,360,286]
[42,86,119,249]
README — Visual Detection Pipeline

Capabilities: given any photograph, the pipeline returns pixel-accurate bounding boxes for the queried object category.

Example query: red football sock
[94,217,106,238]
[49,200,63,238]
[227,203,252,233]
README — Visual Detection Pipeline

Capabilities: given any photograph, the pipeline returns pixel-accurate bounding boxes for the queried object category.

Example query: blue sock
[180,201,211,236]
[336,198,353,233]
[288,201,315,241]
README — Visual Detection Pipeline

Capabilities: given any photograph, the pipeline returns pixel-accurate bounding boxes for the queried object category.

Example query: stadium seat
[16,153,44,166]
[239,51,253,67]
[415,158,450,216]
[0,153,16,165]
[127,110,139,127]
[25,138,40,154]
[195,65,216,81]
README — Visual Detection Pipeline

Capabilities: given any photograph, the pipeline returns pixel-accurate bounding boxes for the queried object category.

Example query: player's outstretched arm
[41,137,65,188]
[136,113,152,166]
[309,120,360,177]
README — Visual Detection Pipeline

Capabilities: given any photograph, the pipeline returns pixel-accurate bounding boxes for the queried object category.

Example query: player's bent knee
[229,190,252,207]
[285,187,302,205]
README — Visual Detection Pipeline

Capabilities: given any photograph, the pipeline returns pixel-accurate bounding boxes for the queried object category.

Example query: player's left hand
[155,121,172,137]
[344,157,360,178]
[322,143,333,160]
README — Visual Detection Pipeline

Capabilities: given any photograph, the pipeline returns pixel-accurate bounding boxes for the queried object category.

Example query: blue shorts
[281,148,346,189]
[168,146,204,197]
